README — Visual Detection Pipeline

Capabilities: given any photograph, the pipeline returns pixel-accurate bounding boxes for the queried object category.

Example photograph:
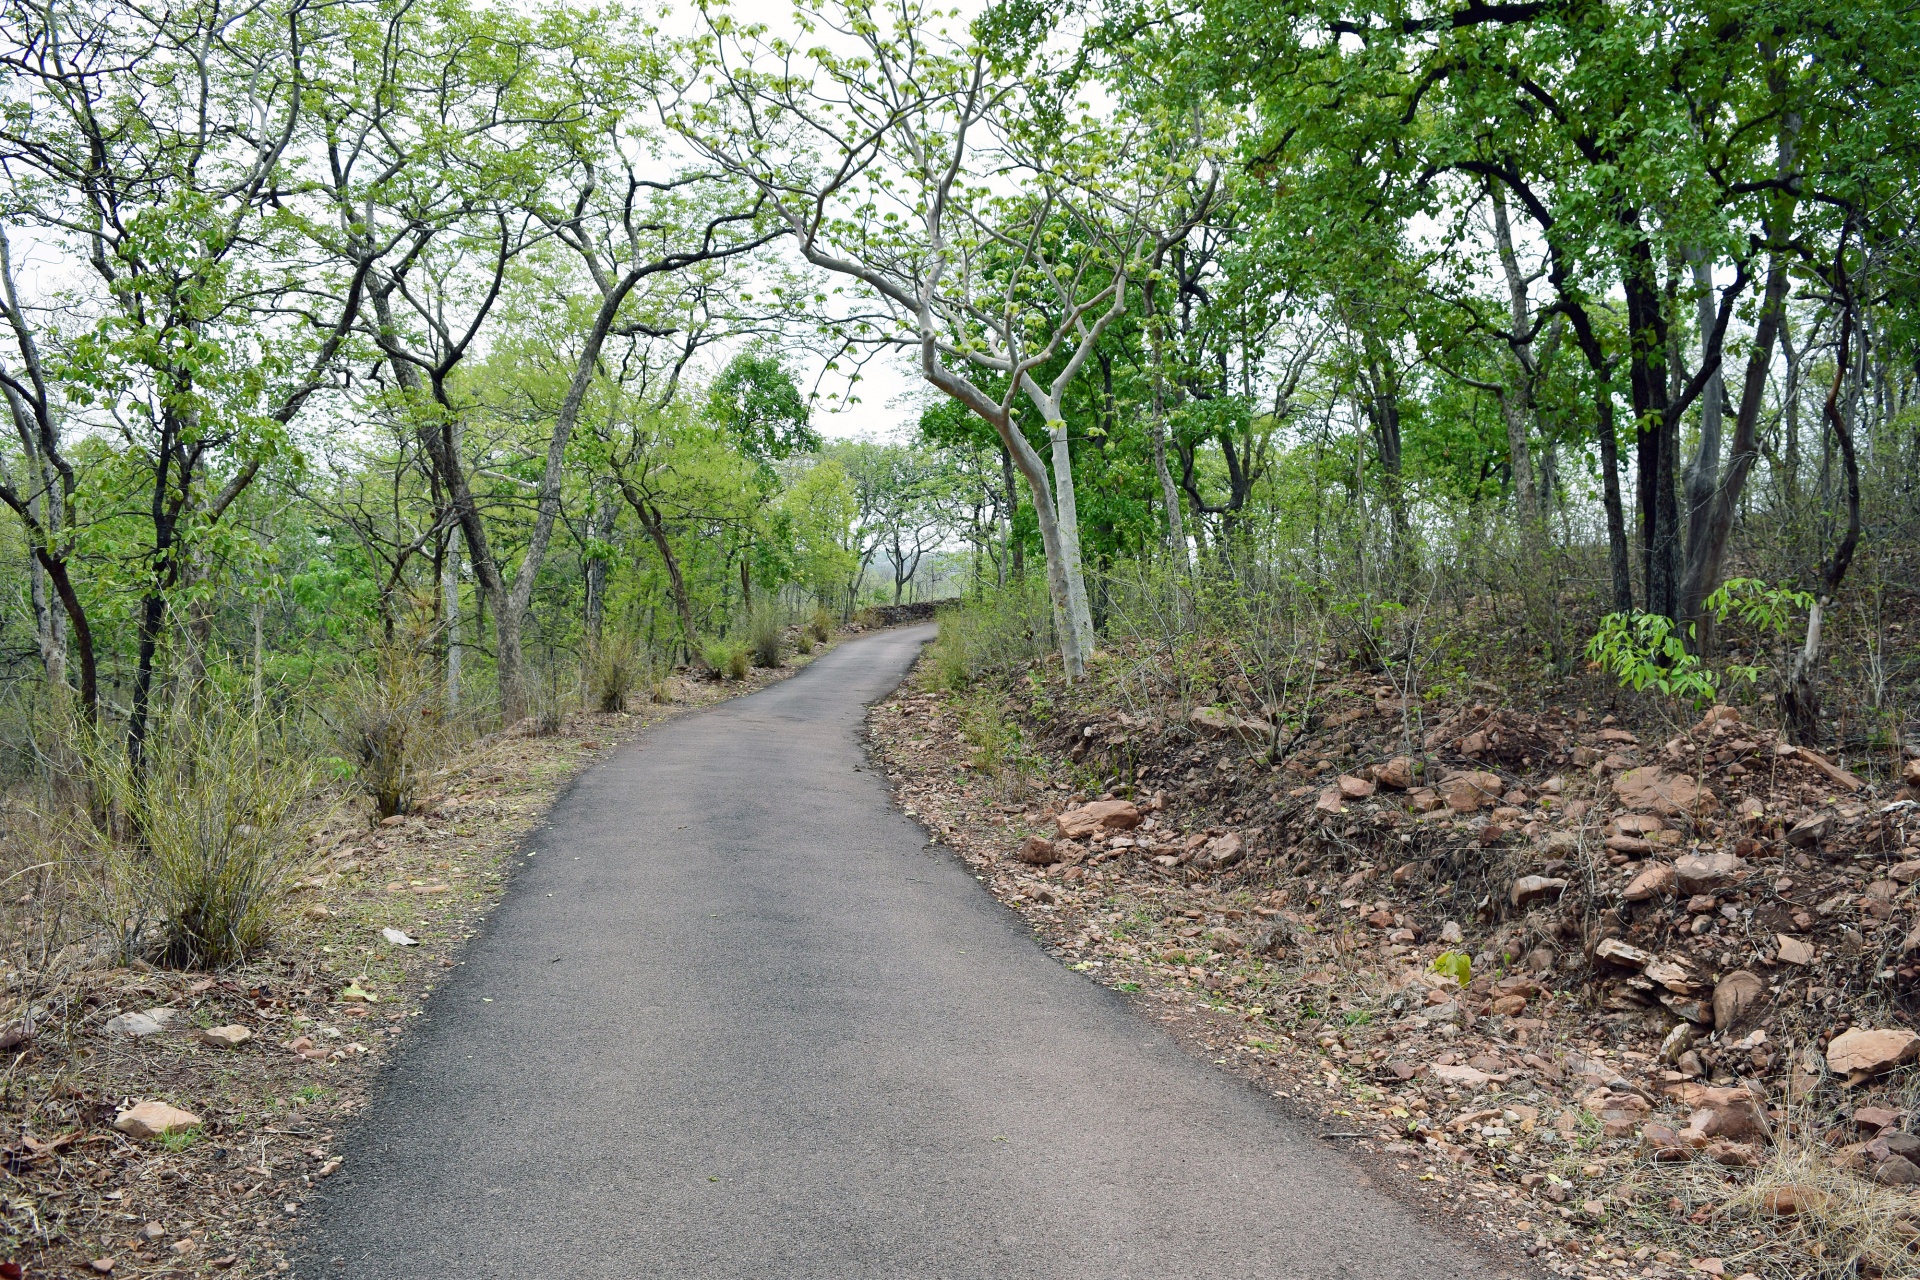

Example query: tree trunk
[639,501,698,663]
[1144,276,1189,569]
[998,442,1021,583]
[443,537,462,712]
[1048,420,1095,666]
[1491,189,1540,521]
[1786,268,1862,746]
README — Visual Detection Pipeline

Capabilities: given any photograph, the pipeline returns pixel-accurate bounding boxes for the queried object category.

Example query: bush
[702,638,750,681]
[807,605,833,643]
[746,602,785,668]
[588,632,642,712]
[334,644,444,818]
[75,707,316,969]
[795,629,814,655]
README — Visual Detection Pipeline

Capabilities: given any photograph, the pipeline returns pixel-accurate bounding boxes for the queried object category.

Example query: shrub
[795,629,814,655]
[807,605,833,643]
[746,602,785,668]
[588,633,642,712]
[75,707,316,969]
[702,638,750,681]
[334,644,444,818]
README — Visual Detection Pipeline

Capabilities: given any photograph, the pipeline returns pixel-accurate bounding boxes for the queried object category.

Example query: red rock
[1854,1106,1901,1132]
[1315,787,1345,815]
[1711,971,1765,1031]
[113,1101,201,1138]
[1614,767,1720,816]
[1594,938,1655,968]
[1337,773,1375,799]
[1016,835,1060,865]
[1825,1028,1920,1081]
[1775,934,1814,965]
[1055,800,1141,839]
[1490,994,1527,1017]
[1875,1155,1920,1186]
[1702,1139,1758,1167]
[1675,853,1748,894]
[1440,770,1504,812]
[1372,756,1416,790]
[1760,1185,1826,1216]
[1510,875,1567,908]
[1623,862,1677,901]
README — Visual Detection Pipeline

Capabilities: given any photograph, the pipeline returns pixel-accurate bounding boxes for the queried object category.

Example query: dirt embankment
[0,632,846,1280]
[867,656,1920,1280]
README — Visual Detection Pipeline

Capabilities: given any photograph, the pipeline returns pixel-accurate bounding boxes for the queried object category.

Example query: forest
[1,0,1918,1274]
[0,0,1912,978]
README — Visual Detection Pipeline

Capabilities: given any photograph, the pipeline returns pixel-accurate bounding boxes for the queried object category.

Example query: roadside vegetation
[3,0,1917,1273]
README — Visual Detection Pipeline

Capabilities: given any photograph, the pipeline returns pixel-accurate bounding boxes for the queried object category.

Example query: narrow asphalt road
[296,625,1505,1279]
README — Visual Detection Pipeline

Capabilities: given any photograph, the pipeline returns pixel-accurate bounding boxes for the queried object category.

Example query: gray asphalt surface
[296,624,1504,1279]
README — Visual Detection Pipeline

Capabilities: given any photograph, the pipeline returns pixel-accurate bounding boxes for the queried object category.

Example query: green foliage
[703,638,750,681]
[1585,613,1725,706]
[745,602,786,668]
[1586,579,1812,707]
[332,641,447,819]
[66,703,318,969]
[589,633,645,713]
[1430,951,1472,986]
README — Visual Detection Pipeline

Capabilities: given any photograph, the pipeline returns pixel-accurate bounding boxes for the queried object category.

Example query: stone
[1490,994,1527,1017]
[1661,995,1715,1025]
[1825,1028,1920,1081]
[1641,1123,1690,1160]
[1884,1133,1920,1161]
[1405,787,1443,813]
[1675,853,1749,894]
[1206,926,1245,952]
[1055,800,1141,839]
[1200,832,1244,869]
[1683,1087,1765,1142]
[114,1101,201,1138]
[1875,1155,1920,1186]
[1623,862,1677,901]
[1775,934,1815,966]
[1645,959,1698,992]
[1336,773,1375,799]
[1786,813,1834,848]
[1187,706,1270,742]
[1315,787,1346,815]
[1854,1105,1901,1132]
[1594,938,1655,969]
[1711,970,1766,1031]
[1889,860,1920,884]
[1660,1022,1695,1064]
[1613,767,1720,816]
[1431,1063,1494,1088]
[1537,829,1579,857]
[1510,875,1567,908]
[196,1026,251,1049]
[1702,1139,1759,1167]
[1438,920,1464,944]
[1760,1185,1827,1216]
[104,1010,172,1038]
[1016,835,1059,865]
[1440,770,1504,812]
[1372,756,1415,790]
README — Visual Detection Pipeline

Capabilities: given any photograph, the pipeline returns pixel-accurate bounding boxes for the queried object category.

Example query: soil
[0,635,842,1280]
[864,647,1920,1280]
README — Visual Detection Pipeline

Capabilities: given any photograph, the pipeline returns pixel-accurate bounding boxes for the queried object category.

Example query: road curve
[295,624,1505,1279]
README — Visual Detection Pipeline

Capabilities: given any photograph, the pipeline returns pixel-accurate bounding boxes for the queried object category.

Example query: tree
[682,0,1197,678]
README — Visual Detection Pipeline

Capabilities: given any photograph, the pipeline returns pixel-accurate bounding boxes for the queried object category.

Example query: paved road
[296,625,1503,1279]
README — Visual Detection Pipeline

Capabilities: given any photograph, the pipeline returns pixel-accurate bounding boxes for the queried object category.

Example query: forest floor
[866,641,1920,1280]
[0,624,868,1280]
